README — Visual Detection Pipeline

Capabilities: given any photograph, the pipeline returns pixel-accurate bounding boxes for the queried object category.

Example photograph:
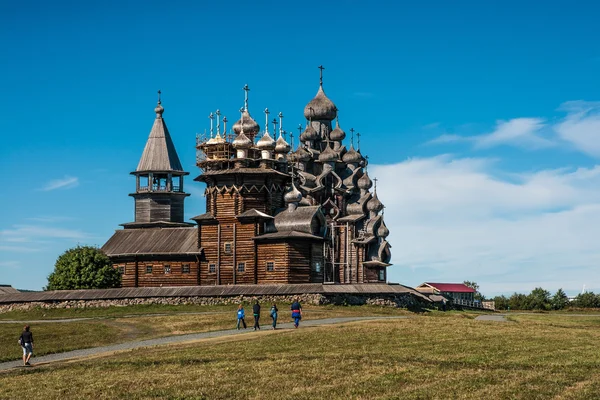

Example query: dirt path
[0,316,408,372]
[475,315,508,322]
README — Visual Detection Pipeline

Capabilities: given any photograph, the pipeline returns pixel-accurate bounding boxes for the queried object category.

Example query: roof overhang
[362,261,392,268]
[253,231,325,241]
[190,213,218,225]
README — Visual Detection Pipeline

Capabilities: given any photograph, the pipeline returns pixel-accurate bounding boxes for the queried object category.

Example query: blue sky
[2,0,600,295]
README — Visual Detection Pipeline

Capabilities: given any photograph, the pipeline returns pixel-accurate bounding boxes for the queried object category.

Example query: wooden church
[102,69,392,287]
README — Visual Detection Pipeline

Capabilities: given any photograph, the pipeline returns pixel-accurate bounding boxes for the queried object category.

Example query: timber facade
[102,70,392,287]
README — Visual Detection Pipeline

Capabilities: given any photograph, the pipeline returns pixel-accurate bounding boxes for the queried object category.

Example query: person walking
[236,304,247,330]
[270,303,278,330]
[252,300,261,331]
[291,298,303,328]
[19,325,34,366]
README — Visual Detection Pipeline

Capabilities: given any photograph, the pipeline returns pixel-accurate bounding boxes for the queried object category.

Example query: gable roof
[102,227,199,257]
[0,285,19,295]
[237,209,274,221]
[422,283,476,293]
[135,108,185,173]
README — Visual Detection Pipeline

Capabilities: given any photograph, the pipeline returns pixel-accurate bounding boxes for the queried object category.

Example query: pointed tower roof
[135,95,185,174]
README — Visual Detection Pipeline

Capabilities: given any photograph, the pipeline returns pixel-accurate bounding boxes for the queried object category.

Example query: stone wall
[0,293,421,313]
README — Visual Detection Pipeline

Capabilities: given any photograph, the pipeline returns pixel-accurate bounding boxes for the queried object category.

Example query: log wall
[257,242,289,283]
[114,261,199,287]
[134,194,185,223]
[365,267,385,283]
[199,224,219,285]
[288,241,312,284]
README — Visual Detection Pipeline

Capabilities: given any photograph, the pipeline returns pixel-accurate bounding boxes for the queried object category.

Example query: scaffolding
[196,133,236,171]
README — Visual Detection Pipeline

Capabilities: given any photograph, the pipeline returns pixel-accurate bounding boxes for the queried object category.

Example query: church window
[378,269,385,281]
[146,265,153,274]
[209,264,216,273]
[164,265,171,274]
[117,266,125,274]
[182,264,190,273]
[237,262,245,272]
[314,262,321,273]
[266,262,274,272]
[224,242,232,254]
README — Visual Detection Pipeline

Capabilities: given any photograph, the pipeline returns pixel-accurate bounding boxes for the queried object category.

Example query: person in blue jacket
[270,303,278,330]
[291,298,302,328]
[236,304,247,330]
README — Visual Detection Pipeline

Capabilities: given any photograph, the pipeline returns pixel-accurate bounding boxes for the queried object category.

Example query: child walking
[236,304,247,330]
[270,303,278,330]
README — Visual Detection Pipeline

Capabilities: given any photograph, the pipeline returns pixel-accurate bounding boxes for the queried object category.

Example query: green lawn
[2,313,600,399]
[0,304,412,362]
[0,302,413,321]
[0,303,234,320]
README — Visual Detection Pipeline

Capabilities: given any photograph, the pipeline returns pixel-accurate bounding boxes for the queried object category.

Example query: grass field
[0,304,412,362]
[2,312,600,399]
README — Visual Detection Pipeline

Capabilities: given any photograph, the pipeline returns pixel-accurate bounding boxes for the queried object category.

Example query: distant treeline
[491,288,600,310]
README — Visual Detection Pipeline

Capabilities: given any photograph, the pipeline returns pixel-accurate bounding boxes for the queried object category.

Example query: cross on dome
[243,84,250,110]
[318,65,325,86]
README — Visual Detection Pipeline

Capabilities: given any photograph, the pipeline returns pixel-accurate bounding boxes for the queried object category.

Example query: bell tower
[123,92,192,229]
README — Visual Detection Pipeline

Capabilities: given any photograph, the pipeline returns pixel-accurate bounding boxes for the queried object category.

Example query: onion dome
[377,220,389,238]
[206,133,226,144]
[284,182,303,204]
[257,132,276,150]
[304,86,337,121]
[275,135,291,153]
[342,145,363,164]
[232,132,252,149]
[319,145,339,163]
[233,110,260,136]
[358,172,373,191]
[367,191,384,213]
[330,123,346,141]
[300,124,318,142]
[155,102,164,117]
[289,146,312,162]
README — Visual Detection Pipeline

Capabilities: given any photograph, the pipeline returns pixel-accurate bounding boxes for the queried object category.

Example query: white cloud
[39,176,79,191]
[474,118,551,149]
[427,118,552,149]
[0,225,88,247]
[371,157,600,296]
[555,101,600,157]
[426,134,464,145]
[0,261,20,269]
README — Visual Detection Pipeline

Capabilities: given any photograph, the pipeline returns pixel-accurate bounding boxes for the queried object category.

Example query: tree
[492,295,509,310]
[573,291,600,308]
[551,289,570,310]
[527,287,551,311]
[508,292,528,310]
[47,246,121,290]
[463,281,486,301]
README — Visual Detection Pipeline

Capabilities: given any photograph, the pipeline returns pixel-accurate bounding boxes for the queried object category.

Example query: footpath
[0,316,407,372]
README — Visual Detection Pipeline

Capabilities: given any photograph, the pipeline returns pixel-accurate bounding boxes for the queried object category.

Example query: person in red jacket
[291,298,302,328]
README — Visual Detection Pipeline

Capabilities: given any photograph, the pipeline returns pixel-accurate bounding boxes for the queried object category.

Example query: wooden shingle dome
[303,86,337,121]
